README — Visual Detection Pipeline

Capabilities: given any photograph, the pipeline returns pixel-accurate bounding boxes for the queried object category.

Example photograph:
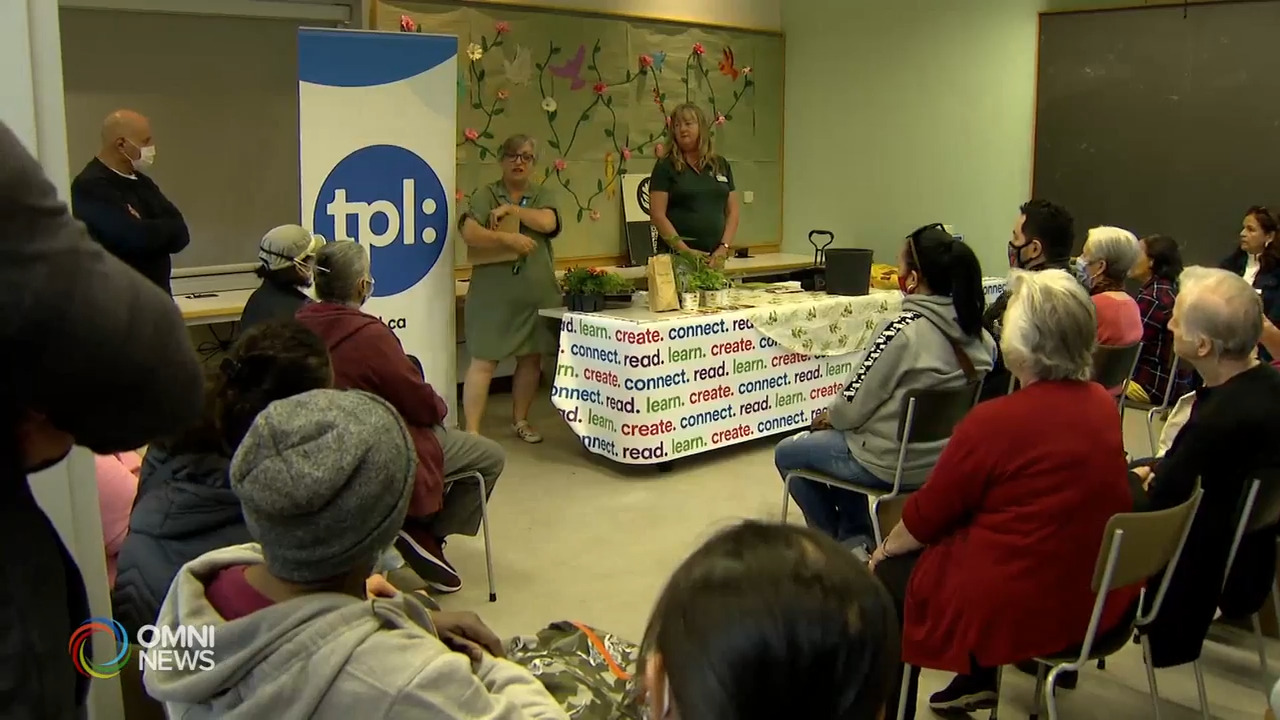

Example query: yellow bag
[870,263,899,291]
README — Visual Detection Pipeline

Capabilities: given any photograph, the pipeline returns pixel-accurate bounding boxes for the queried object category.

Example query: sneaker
[395,529,462,594]
[1014,660,1078,689]
[928,673,999,712]
[513,421,543,444]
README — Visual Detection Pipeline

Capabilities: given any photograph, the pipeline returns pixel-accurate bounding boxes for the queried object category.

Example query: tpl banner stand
[298,28,459,423]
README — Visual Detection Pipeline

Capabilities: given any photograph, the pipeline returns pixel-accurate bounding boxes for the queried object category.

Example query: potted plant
[562,267,632,313]
[692,265,731,307]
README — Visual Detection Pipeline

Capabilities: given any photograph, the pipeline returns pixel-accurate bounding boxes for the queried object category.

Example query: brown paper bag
[646,254,681,312]
[467,211,522,266]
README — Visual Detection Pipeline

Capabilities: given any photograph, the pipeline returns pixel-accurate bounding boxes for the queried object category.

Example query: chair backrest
[1092,343,1142,390]
[1153,355,1185,411]
[1245,470,1280,534]
[1093,486,1201,622]
[896,381,981,444]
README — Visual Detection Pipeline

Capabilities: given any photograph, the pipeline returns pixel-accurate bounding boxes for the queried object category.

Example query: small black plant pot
[565,293,606,312]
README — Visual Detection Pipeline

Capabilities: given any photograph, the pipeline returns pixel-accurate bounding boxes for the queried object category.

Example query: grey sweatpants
[424,426,505,538]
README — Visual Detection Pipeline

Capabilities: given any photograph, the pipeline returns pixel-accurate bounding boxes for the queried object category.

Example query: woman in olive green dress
[647,103,741,268]
[459,135,562,442]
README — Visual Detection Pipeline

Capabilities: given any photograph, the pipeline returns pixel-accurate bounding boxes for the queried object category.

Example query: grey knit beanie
[230,389,416,584]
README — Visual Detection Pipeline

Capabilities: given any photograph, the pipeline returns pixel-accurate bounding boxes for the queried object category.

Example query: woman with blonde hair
[647,103,740,266]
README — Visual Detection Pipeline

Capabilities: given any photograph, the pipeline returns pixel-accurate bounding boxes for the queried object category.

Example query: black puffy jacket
[111,447,249,635]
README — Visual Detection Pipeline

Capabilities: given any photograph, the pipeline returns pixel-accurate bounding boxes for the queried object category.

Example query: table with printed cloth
[546,279,1007,467]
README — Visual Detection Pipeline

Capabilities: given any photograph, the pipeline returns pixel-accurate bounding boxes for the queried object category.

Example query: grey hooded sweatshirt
[145,544,567,720]
[827,294,996,488]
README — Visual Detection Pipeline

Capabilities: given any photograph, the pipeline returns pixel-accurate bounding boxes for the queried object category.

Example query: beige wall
[782,0,1041,276]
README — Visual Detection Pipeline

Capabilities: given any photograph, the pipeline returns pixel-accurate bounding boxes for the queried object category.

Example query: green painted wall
[781,0,1043,277]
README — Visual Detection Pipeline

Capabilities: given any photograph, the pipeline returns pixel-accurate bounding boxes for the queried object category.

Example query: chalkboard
[1034,2,1280,266]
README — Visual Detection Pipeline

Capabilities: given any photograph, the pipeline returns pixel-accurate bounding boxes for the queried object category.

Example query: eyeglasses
[504,153,535,164]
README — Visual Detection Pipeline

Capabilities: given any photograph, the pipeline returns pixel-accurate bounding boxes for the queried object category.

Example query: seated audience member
[1077,226,1142,395]
[775,226,994,552]
[1222,206,1280,360]
[980,199,1075,400]
[1132,268,1280,670]
[240,225,322,332]
[96,451,142,588]
[1128,234,1191,404]
[640,521,899,720]
[1078,226,1142,343]
[871,269,1138,718]
[145,389,567,719]
[112,320,336,635]
[298,241,505,594]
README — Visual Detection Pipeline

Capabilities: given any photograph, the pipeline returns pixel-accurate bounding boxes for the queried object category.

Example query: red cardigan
[899,380,1140,672]
[296,302,448,517]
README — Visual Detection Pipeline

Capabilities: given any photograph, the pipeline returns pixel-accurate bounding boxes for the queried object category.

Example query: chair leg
[987,665,1003,720]
[870,496,884,547]
[781,475,792,523]
[474,474,496,603]
[1030,663,1047,720]
[1192,660,1210,720]
[1046,666,1067,720]
[1253,613,1269,674]
[1096,657,1106,670]
[1141,634,1162,720]
[896,663,911,720]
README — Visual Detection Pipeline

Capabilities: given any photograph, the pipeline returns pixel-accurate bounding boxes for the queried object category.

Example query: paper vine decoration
[400,15,758,224]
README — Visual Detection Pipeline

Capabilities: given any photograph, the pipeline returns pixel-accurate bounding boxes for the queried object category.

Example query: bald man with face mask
[71,109,190,293]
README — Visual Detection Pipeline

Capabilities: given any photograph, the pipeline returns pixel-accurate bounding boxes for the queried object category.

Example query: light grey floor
[438,395,1271,719]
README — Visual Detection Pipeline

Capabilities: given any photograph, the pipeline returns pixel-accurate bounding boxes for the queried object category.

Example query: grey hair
[500,134,537,159]
[314,240,370,304]
[1082,226,1140,281]
[1177,266,1263,360]
[1000,268,1098,382]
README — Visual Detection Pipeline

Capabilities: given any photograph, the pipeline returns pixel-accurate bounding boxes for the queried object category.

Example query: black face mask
[1008,239,1041,270]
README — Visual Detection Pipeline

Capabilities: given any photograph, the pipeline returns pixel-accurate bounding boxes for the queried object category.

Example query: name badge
[715,174,729,183]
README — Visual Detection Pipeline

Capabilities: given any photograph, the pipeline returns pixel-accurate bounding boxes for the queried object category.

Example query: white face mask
[127,140,156,171]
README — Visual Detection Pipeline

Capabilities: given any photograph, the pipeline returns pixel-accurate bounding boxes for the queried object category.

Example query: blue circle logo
[312,145,448,297]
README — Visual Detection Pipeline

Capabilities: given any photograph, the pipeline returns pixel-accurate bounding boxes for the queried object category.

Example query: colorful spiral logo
[68,617,131,678]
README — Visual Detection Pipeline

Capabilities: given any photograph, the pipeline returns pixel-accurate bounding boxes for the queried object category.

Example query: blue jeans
[774,429,893,545]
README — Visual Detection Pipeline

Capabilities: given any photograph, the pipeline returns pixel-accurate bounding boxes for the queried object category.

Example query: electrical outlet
[743,191,755,204]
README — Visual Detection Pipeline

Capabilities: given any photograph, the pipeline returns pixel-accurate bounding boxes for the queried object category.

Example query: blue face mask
[1074,257,1094,289]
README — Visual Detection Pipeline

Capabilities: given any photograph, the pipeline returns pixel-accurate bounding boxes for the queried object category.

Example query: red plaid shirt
[1132,277,1190,404]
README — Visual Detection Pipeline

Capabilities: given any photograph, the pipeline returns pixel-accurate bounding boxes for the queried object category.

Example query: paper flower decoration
[692,43,705,56]
[715,114,727,126]
[593,82,608,95]
[654,142,666,158]
[589,210,601,221]
[455,190,464,202]
[495,21,511,35]
[639,54,654,69]
[464,128,480,141]
[742,66,753,75]
[467,43,484,61]
[553,158,568,172]
[496,88,509,101]
[541,97,558,113]
[621,147,632,161]
[399,15,417,32]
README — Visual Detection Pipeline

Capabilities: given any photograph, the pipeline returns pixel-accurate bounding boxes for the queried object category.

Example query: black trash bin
[824,248,874,296]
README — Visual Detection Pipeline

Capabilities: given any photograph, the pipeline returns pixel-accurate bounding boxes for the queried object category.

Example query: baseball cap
[259,225,324,272]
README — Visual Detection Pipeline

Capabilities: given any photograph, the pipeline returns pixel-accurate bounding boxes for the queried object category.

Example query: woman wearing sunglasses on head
[457,134,562,442]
